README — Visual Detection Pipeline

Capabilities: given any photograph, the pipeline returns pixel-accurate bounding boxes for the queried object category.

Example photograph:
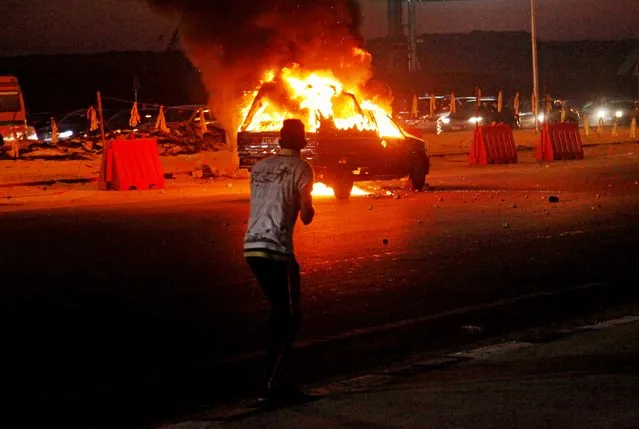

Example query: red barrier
[536,123,584,161]
[469,124,518,165]
[98,137,165,190]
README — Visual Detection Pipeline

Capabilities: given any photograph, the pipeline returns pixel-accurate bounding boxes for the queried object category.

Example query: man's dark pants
[246,256,301,391]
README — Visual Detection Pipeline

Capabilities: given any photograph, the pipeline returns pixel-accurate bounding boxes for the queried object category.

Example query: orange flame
[311,182,370,197]
[239,63,402,139]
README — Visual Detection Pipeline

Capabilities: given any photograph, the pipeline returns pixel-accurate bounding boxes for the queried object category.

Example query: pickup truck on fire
[237,81,430,199]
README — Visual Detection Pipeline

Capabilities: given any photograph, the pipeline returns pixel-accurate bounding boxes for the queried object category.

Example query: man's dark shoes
[257,385,318,407]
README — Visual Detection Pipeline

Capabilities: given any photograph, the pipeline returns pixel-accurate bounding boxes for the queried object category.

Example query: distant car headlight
[441,117,451,124]
[596,109,607,119]
[615,110,623,118]
[58,130,74,139]
[468,117,483,124]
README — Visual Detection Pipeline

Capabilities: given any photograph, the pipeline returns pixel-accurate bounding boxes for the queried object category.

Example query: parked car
[518,99,580,129]
[394,95,447,134]
[581,99,638,126]
[105,107,160,134]
[435,97,518,135]
[163,105,227,144]
[35,108,116,142]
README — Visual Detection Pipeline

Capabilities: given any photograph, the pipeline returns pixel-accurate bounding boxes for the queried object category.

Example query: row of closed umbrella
[411,91,550,118]
[48,103,209,144]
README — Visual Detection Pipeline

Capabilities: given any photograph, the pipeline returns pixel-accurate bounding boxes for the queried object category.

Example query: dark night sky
[1,0,638,56]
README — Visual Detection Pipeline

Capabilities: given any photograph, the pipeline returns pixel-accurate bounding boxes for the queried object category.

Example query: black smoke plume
[146,0,376,149]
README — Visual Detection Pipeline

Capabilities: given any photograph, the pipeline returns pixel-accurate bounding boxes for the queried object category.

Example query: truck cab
[0,76,32,146]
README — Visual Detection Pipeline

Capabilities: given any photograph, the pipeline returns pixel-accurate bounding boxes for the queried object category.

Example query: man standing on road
[244,118,315,401]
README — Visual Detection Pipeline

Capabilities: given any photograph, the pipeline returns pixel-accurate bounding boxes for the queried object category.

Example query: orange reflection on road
[311,182,370,198]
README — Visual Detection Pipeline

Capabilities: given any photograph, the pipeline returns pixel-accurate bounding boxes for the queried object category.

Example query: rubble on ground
[1,128,227,161]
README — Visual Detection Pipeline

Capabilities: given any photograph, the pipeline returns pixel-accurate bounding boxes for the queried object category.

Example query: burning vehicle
[237,66,430,199]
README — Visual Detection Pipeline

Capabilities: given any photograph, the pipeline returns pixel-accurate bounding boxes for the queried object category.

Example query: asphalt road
[1,146,639,428]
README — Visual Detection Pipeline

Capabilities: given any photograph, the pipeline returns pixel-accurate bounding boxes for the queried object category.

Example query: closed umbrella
[129,101,141,128]
[199,108,208,135]
[584,113,590,136]
[513,92,520,116]
[429,94,436,117]
[411,95,418,119]
[51,117,59,145]
[598,116,604,135]
[497,90,503,113]
[155,105,170,133]
[87,106,99,132]
[450,92,456,114]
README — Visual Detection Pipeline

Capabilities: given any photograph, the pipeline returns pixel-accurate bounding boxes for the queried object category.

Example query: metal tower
[407,0,419,72]
[386,0,419,72]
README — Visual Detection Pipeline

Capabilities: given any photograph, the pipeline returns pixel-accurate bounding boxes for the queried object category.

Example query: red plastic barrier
[536,123,584,161]
[469,124,518,165]
[98,137,165,190]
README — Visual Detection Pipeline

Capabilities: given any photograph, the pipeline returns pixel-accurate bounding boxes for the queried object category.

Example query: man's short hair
[280,119,307,150]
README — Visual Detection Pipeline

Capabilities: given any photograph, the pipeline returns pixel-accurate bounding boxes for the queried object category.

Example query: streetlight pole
[531,0,540,133]
[407,0,419,73]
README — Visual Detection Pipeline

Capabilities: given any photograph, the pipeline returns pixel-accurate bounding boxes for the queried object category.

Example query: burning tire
[331,170,354,200]
[409,158,428,191]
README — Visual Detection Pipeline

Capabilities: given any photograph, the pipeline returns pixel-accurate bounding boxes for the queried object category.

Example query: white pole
[531,0,540,133]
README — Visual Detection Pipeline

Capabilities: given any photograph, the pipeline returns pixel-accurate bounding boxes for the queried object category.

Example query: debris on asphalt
[461,325,484,333]
[382,239,389,245]
[191,169,204,179]
[511,203,517,208]
[234,169,250,180]
[548,195,560,203]
[502,220,509,228]
[368,205,373,211]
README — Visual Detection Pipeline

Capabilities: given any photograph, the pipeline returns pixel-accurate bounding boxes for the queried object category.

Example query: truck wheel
[332,171,354,200]
[409,160,427,191]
